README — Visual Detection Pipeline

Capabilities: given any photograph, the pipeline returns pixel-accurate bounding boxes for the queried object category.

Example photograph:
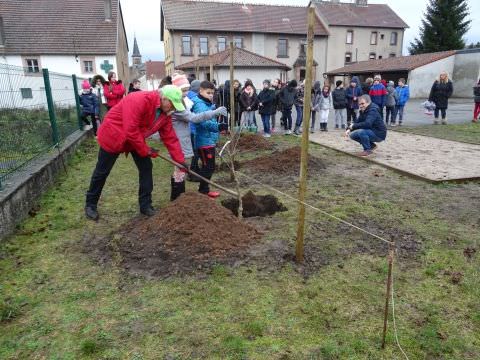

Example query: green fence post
[42,68,60,146]
[72,74,83,130]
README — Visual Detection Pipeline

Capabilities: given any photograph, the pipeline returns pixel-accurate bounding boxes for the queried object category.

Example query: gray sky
[121,0,480,63]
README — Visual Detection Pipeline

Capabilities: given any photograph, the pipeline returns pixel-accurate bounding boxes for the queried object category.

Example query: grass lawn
[394,122,480,144]
[1,135,479,359]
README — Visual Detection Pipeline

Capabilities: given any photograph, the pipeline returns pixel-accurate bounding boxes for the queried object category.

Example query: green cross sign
[100,60,114,74]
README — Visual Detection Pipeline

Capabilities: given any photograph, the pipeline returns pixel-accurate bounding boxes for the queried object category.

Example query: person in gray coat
[385,80,398,126]
[169,73,227,200]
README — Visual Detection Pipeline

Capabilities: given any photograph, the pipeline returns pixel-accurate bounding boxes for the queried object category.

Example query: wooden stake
[382,247,395,349]
[295,6,315,263]
[229,42,235,132]
[210,62,214,82]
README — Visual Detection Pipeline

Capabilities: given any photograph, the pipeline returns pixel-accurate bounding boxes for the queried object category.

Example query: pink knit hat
[82,80,91,90]
[172,73,190,90]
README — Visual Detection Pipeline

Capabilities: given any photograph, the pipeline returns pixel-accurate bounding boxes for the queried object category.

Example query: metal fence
[0,63,86,189]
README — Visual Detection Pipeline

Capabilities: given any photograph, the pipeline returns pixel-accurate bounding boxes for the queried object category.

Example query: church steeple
[132,35,142,65]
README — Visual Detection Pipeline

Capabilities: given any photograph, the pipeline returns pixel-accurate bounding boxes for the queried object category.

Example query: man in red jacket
[85,85,186,220]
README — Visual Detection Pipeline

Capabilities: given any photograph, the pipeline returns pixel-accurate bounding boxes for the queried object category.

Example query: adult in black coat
[278,80,297,133]
[428,72,453,124]
[257,80,275,136]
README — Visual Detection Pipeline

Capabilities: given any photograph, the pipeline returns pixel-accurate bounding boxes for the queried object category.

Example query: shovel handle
[156,153,239,197]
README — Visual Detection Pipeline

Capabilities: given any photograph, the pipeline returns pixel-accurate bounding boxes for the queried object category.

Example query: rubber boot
[170,178,186,201]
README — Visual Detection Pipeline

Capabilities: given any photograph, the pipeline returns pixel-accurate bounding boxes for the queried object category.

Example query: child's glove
[214,107,228,117]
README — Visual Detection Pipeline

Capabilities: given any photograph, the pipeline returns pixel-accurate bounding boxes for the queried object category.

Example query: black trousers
[82,113,98,135]
[198,147,216,194]
[346,108,357,126]
[434,108,447,119]
[190,133,200,173]
[85,147,153,210]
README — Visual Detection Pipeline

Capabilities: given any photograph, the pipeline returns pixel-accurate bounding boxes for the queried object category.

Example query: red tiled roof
[313,1,408,29]
[176,47,291,70]
[0,0,122,55]
[146,61,166,79]
[161,0,329,36]
[326,51,456,75]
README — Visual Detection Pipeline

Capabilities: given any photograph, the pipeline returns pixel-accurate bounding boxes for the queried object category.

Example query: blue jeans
[350,129,383,151]
[295,104,303,127]
[261,114,271,134]
[393,105,405,123]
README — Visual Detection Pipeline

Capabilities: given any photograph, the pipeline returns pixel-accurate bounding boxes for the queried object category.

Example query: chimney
[355,0,368,6]
[104,0,112,22]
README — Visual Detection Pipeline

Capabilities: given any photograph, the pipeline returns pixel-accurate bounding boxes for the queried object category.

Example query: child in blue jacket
[79,80,99,135]
[191,81,220,198]
[393,78,410,126]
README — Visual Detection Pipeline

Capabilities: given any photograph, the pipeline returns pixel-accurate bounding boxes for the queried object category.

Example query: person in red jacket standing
[103,71,125,110]
[84,85,186,220]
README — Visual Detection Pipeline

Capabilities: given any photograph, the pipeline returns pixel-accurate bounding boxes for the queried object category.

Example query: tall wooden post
[382,247,395,349]
[229,42,235,131]
[210,62,214,82]
[295,6,315,263]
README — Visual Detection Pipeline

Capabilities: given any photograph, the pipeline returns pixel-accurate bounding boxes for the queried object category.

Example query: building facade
[161,0,407,84]
[0,0,129,81]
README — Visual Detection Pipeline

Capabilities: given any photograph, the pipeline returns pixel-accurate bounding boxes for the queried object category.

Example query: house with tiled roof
[176,47,291,86]
[160,0,407,84]
[326,48,480,98]
[0,0,129,81]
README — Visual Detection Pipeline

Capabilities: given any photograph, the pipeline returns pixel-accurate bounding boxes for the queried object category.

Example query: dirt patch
[243,146,326,175]
[235,134,275,152]
[221,191,287,217]
[216,160,241,172]
[87,192,262,278]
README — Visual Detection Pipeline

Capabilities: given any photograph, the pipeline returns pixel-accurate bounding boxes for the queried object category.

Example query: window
[217,37,227,52]
[26,58,40,73]
[345,52,352,64]
[300,39,307,55]
[277,39,288,57]
[380,34,384,40]
[83,61,93,73]
[389,53,396,58]
[0,17,5,46]
[369,52,376,60]
[20,88,33,99]
[199,36,209,56]
[370,32,378,45]
[390,32,398,45]
[233,37,243,48]
[378,55,383,59]
[346,30,354,44]
[181,35,192,55]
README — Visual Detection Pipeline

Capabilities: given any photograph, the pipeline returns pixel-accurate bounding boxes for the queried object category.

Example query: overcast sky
[121,0,480,63]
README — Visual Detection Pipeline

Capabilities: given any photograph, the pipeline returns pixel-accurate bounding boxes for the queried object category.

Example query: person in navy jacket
[346,95,387,157]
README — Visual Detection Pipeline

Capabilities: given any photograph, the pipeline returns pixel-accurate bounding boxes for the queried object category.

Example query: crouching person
[191,81,221,198]
[346,95,387,157]
[84,87,186,220]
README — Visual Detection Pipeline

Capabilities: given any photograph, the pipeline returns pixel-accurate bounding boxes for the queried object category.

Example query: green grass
[0,136,479,359]
[395,122,480,144]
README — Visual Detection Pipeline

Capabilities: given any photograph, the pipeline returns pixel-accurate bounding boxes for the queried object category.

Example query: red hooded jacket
[103,81,125,108]
[97,91,184,164]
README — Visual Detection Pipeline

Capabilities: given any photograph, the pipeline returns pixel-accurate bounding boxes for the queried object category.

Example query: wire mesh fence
[0,63,86,189]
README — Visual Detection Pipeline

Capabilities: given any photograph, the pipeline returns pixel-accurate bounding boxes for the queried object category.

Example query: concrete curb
[0,130,90,241]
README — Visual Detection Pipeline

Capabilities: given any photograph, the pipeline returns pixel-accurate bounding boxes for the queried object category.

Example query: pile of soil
[235,134,274,152]
[222,191,287,217]
[244,146,326,174]
[111,192,262,277]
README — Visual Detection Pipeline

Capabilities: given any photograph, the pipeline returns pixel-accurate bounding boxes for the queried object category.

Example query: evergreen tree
[409,0,471,55]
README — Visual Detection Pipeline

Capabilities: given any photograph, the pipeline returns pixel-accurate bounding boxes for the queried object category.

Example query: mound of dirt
[244,146,326,174]
[222,191,287,217]
[111,192,262,277]
[233,134,274,152]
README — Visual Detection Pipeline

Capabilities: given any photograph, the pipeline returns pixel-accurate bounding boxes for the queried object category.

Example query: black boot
[170,178,186,201]
[85,206,99,221]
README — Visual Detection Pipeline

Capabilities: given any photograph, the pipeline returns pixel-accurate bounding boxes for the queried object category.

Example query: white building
[0,0,129,108]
